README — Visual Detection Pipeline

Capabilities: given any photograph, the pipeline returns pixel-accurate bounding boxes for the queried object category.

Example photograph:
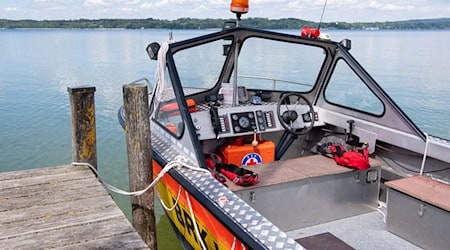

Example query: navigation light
[230,0,249,14]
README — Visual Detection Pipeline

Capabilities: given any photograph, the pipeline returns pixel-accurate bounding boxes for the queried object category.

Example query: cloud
[323,0,415,11]
[34,0,62,2]
[126,0,140,4]
[0,0,448,22]
[368,1,414,11]
[84,0,109,7]
[140,2,152,9]
[140,0,170,9]
[116,0,140,4]
[121,7,134,12]
[3,7,18,12]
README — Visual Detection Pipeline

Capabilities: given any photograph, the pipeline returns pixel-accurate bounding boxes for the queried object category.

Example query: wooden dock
[0,165,149,249]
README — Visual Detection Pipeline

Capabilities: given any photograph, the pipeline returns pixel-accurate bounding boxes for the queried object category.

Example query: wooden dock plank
[0,165,92,189]
[0,165,149,249]
[0,217,146,249]
[0,195,116,225]
[0,181,106,212]
[0,177,100,198]
[1,200,120,238]
[0,165,88,181]
[58,231,151,249]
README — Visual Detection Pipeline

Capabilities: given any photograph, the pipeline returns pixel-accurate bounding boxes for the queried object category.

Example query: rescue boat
[118,1,450,249]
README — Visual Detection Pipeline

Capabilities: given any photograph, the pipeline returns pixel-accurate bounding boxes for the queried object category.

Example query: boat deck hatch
[295,232,354,250]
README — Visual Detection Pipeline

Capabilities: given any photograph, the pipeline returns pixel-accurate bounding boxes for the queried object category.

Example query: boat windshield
[173,34,326,94]
[236,37,324,92]
[173,38,228,93]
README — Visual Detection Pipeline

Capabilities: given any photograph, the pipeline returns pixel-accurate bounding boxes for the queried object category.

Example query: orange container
[221,140,275,167]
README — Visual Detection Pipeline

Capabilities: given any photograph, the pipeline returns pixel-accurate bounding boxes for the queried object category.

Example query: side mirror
[339,39,352,50]
[222,21,237,31]
[223,44,231,56]
[146,42,161,60]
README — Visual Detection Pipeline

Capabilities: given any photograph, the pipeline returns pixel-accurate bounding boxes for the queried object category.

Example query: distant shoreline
[1,17,449,30]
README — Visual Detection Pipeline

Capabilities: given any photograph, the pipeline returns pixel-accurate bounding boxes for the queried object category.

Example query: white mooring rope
[71,155,209,196]
[72,157,244,249]
[72,156,211,249]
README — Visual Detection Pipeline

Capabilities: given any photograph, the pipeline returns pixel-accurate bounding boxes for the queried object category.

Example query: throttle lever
[252,128,259,147]
[345,120,359,146]
[209,105,221,139]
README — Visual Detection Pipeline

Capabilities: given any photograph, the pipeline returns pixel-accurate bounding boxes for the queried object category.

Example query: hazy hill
[1,17,449,30]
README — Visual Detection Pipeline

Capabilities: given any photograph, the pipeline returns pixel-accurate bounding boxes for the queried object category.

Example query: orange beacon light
[230,0,249,14]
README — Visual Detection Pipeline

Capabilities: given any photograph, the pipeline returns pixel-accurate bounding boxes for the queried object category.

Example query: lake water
[1,28,449,247]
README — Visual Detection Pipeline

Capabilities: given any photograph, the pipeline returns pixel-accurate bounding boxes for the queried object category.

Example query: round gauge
[238,116,250,128]
[248,112,254,119]
[232,114,238,120]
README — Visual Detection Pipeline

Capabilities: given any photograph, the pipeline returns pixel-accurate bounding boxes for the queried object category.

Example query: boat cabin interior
[137,26,450,249]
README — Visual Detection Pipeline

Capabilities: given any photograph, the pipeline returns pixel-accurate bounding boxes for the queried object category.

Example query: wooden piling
[123,83,156,249]
[68,86,97,169]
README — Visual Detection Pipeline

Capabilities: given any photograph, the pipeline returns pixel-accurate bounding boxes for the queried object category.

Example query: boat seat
[385,175,450,212]
[385,176,450,249]
[226,154,381,231]
[228,154,380,192]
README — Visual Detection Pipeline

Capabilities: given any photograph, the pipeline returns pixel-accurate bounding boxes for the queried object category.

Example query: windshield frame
[169,27,336,98]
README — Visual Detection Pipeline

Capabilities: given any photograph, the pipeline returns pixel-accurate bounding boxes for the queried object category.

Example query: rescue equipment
[319,143,370,170]
[206,153,259,187]
[159,99,196,117]
[221,137,275,167]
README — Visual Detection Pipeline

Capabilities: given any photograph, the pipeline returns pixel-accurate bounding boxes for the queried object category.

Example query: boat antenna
[318,0,328,30]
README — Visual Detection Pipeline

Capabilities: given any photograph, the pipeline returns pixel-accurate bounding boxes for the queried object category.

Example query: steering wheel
[277,93,315,135]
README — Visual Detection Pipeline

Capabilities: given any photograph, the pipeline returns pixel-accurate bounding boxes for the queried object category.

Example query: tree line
[1,17,449,30]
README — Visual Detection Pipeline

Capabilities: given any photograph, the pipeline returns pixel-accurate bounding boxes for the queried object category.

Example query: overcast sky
[1,0,449,22]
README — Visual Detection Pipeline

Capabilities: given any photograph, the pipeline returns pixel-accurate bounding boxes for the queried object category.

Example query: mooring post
[122,83,156,249]
[68,86,97,169]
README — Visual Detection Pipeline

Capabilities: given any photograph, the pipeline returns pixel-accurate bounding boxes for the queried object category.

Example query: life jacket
[159,99,196,117]
[205,153,259,187]
[319,143,370,170]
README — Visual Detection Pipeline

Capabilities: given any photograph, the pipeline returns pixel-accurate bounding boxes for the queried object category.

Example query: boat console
[192,102,279,140]
[192,100,316,141]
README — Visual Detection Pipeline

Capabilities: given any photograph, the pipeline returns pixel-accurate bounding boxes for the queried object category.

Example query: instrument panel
[191,102,281,140]
[230,110,277,133]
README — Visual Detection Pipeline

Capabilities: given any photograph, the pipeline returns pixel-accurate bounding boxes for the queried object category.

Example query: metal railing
[237,74,313,90]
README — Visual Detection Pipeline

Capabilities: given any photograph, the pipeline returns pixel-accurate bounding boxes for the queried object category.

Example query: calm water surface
[1,28,449,246]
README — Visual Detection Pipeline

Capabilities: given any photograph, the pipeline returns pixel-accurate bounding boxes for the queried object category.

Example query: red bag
[328,144,370,170]
[205,153,259,187]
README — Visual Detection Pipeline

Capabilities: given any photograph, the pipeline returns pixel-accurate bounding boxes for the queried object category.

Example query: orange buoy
[230,0,249,14]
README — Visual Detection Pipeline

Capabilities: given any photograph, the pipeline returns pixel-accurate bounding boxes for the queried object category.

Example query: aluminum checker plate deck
[151,125,303,249]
